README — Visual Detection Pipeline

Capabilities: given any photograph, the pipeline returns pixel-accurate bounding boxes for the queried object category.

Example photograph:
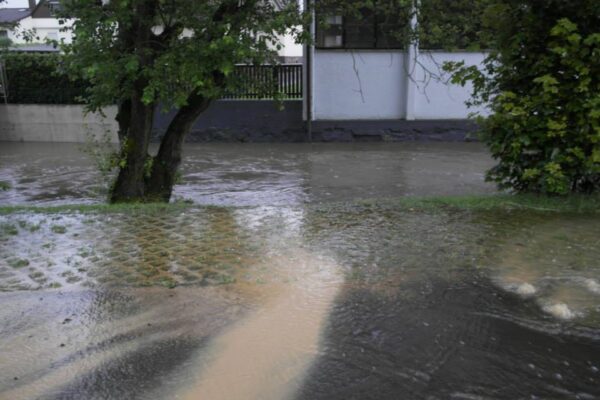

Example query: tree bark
[115,99,131,144]
[110,92,154,203]
[109,0,157,203]
[145,92,212,202]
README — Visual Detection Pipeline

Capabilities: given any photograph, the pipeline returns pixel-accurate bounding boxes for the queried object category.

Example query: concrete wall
[411,52,489,119]
[312,50,407,120]
[0,102,480,143]
[0,101,305,143]
[0,104,118,142]
[154,100,305,142]
[309,49,488,121]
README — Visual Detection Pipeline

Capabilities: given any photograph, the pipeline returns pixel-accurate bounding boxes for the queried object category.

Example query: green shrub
[3,53,88,104]
[447,0,600,194]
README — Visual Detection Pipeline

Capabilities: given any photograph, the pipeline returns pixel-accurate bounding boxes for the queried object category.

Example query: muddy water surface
[0,142,495,206]
[1,143,600,399]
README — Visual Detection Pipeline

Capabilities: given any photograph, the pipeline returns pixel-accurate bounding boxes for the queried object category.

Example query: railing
[222,64,303,100]
[4,64,303,104]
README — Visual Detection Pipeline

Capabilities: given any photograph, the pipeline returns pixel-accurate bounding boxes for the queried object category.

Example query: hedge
[2,53,88,104]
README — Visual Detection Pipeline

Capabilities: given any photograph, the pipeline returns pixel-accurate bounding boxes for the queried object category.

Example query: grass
[50,225,67,234]
[0,223,19,236]
[8,258,30,268]
[0,194,598,215]
[389,194,600,213]
[0,202,193,215]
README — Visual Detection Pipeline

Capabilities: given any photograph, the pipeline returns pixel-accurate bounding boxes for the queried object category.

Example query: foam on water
[542,302,577,320]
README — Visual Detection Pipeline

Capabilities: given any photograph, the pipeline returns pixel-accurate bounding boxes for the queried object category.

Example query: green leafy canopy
[58,0,308,112]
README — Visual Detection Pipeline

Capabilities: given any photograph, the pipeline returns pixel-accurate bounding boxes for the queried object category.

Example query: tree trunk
[145,93,212,202]
[110,93,154,203]
[115,99,132,144]
[109,0,157,203]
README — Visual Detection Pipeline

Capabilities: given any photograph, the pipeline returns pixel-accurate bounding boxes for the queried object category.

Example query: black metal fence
[222,64,303,100]
[5,63,303,104]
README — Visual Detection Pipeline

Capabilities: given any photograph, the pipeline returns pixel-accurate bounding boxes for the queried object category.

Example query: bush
[447,0,600,194]
[3,52,88,104]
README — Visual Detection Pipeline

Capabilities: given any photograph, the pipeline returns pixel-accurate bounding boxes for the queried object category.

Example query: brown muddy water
[0,142,495,206]
[1,143,600,400]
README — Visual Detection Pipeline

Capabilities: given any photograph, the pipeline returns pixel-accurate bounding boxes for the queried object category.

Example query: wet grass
[50,225,67,234]
[0,202,194,215]
[0,195,598,215]
[365,194,600,213]
[8,258,30,269]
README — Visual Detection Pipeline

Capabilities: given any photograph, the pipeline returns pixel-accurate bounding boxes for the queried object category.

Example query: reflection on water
[0,142,495,206]
[1,141,599,399]
[1,205,600,399]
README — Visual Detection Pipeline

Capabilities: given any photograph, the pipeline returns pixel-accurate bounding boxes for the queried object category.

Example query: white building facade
[305,2,488,122]
[0,0,72,45]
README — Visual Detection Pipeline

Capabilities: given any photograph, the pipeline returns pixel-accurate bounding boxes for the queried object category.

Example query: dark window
[316,1,409,49]
[47,0,62,13]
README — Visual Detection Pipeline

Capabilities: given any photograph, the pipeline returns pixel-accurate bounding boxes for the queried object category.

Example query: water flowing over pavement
[0,142,496,206]
[1,143,600,399]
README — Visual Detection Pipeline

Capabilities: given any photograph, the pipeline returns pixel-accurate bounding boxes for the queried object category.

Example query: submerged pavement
[0,142,496,206]
[1,143,599,399]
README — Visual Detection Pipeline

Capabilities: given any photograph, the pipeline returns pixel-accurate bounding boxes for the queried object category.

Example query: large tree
[60,0,305,203]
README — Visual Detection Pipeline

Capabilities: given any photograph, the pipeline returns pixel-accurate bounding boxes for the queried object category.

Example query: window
[47,0,62,13]
[316,1,409,49]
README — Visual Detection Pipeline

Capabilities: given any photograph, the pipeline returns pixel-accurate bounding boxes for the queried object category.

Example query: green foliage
[418,0,493,50]
[446,0,600,195]
[3,53,87,104]
[0,37,12,49]
[0,181,10,191]
[58,0,307,113]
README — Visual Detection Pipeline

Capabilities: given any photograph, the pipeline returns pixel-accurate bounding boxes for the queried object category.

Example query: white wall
[1,0,31,7]
[411,51,488,119]
[0,105,118,142]
[278,32,303,59]
[309,49,488,121]
[313,50,407,120]
[6,16,73,44]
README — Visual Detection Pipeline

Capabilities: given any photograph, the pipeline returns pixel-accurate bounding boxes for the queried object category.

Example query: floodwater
[1,143,600,400]
[0,142,495,206]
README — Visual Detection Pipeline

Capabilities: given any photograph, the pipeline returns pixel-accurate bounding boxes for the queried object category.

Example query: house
[0,0,72,47]
[303,0,488,129]
[0,0,303,60]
